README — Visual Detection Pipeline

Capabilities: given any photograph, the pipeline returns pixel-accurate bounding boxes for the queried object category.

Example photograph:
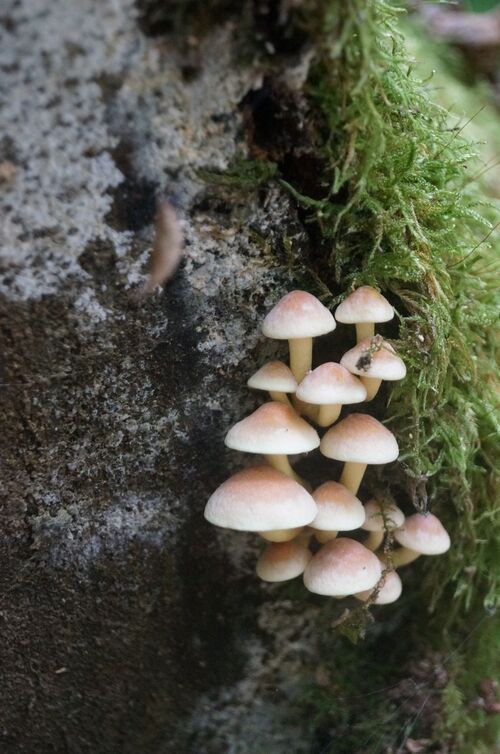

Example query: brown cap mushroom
[311,481,365,543]
[355,564,402,605]
[392,512,451,567]
[303,538,382,596]
[335,286,394,342]
[225,401,319,481]
[256,540,312,582]
[340,337,406,401]
[362,499,405,551]
[204,465,317,534]
[320,413,399,494]
[262,291,336,381]
[296,363,367,427]
[247,361,298,405]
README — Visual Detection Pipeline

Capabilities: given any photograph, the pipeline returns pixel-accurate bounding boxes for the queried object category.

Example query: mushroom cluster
[205,288,450,606]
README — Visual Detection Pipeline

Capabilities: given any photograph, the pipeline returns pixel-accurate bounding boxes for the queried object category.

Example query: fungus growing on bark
[296,362,367,427]
[310,481,365,544]
[335,286,394,342]
[304,538,382,597]
[341,336,406,401]
[392,512,451,567]
[361,498,405,551]
[320,413,399,495]
[247,360,297,405]
[262,290,336,381]
[256,540,312,582]
[225,401,319,481]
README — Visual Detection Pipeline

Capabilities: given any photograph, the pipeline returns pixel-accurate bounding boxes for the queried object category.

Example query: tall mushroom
[247,360,297,405]
[335,286,394,343]
[262,290,336,382]
[225,401,319,482]
[303,538,382,597]
[320,413,399,495]
[361,498,405,551]
[296,362,367,427]
[340,337,406,401]
[256,540,312,582]
[392,512,451,567]
[310,481,365,544]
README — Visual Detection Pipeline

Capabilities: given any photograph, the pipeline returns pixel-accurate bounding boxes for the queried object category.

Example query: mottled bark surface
[0,1,327,751]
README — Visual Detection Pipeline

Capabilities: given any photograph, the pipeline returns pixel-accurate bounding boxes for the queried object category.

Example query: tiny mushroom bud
[225,402,319,483]
[204,465,317,539]
[247,360,298,405]
[262,290,336,382]
[355,563,403,605]
[296,363,367,427]
[311,481,365,544]
[335,286,394,342]
[320,413,399,495]
[362,498,405,551]
[340,337,406,401]
[256,540,312,582]
[392,512,451,567]
[304,538,382,597]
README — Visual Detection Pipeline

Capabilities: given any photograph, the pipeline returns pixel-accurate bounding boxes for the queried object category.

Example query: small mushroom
[392,512,451,567]
[362,498,405,551]
[247,360,298,405]
[296,363,367,427]
[256,540,312,582]
[340,337,406,401]
[204,465,317,542]
[335,286,394,342]
[320,413,399,495]
[311,481,365,544]
[262,290,336,382]
[225,401,319,482]
[355,562,402,605]
[303,538,382,597]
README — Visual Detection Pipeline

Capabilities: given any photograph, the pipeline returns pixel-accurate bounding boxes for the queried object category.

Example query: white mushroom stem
[313,530,338,544]
[365,530,384,551]
[355,322,374,342]
[360,376,382,401]
[316,404,342,427]
[269,390,292,406]
[391,547,421,568]
[265,454,309,489]
[289,337,312,382]
[259,528,303,542]
[340,462,367,495]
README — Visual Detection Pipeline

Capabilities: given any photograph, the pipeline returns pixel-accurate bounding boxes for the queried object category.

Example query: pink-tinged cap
[247,361,298,393]
[335,286,394,324]
[225,402,320,454]
[296,363,367,405]
[362,499,405,532]
[394,512,450,555]
[311,481,365,531]
[320,413,399,464]
[340,338,406,380]
[256,540,312,582]
[303,538,382,596]
[204,465,317,531]
[356,567,402,605]
[262,290,336,339]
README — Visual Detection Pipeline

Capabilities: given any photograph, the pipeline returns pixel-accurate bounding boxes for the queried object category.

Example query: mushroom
[355,563,402,605]
[204,465,317,544]
[296,362,367,427]
[320,413,399,495]
[256,540,312,582]
[225,401,319,482]
[247,360,297,405]
[340,336,406,401]
[310,481,365,544]
[361,498,405,551]
[392,512,451,567]
[262,290,336,382]
[335,286,394,342]
[303,538,382,597]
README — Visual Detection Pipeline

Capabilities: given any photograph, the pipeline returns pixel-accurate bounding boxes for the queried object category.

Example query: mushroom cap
[256,540,312,582]
[225,402,320,455]
[394,512,450,555]
[335,286,394,324]
[320,413,399,464]
[311,481,365,531]
[362,499,405,532]
[340,338,406,380]
[204,465,317,531]
[262,290,336,340]
[356,568,402,605]
[247,361,298,393]
[303,538,382,596]
[296,363,367,405]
